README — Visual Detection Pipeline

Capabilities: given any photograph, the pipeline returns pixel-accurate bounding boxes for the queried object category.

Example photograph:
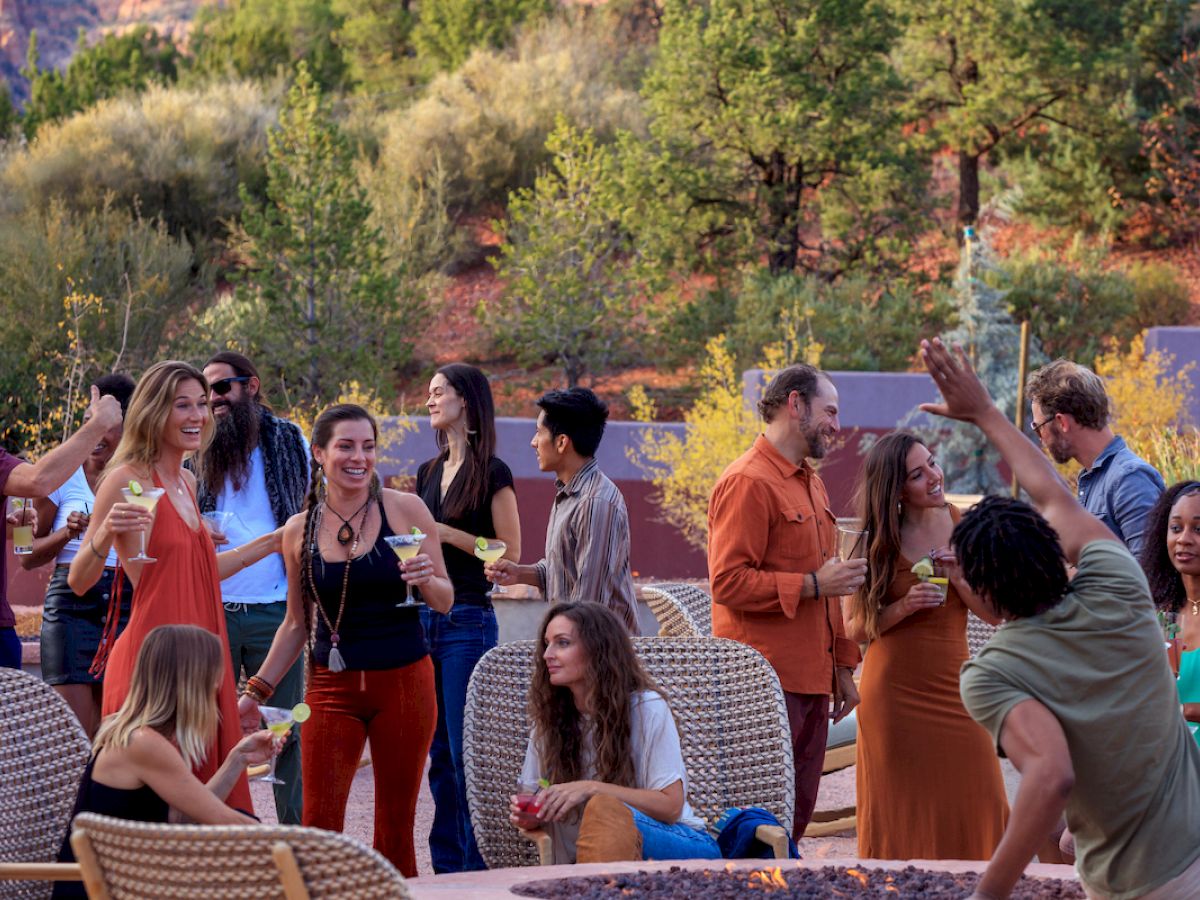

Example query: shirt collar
[753,434,810,479]
[1084,435,1126,474]
[556,457,600,496]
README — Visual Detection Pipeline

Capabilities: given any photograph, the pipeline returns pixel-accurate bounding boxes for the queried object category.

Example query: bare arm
[125,729,263,825]
[530,778,685,826]
[3,390,122,498]
[21,497,77,569]
[434,485,522,563]
[919,339,1116,565]
[971,700,1075,900]
[68,464,152,594]
[216,529,283,580]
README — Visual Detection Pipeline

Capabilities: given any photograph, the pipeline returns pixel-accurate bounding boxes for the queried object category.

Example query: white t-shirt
[520,690,706,863]
[48,468,117,567]
[215,445,293,604]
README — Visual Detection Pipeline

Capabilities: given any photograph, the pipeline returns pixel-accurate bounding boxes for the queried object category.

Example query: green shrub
[1,81,277,242]
[1127,260,1193,329]
[413,0,553,72]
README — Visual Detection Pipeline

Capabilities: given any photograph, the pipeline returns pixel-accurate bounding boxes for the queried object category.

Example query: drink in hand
[120,481,166,562]
[384,530,427,607]
[476,537,508,595]
[10,499,32,555]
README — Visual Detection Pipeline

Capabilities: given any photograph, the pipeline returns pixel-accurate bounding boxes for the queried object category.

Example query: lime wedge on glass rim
[291,702,312,723]
[910,557,934,581]
[475,536,489,551]
[127,479,144,496]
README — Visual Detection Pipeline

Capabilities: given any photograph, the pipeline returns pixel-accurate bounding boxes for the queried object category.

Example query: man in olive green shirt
[920,337,1200,900]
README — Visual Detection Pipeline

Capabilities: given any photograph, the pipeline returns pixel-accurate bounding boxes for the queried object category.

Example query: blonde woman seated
[54,625,277,899]
[510,602,720,863]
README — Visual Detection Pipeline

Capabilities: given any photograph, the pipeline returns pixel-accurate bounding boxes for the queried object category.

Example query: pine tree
[230,62,408,405]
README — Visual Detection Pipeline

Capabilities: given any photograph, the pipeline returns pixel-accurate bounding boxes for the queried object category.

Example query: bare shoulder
[282,510,310,553]
[125,727,184,769]
[97,463,146,499]
[181,467,198,491]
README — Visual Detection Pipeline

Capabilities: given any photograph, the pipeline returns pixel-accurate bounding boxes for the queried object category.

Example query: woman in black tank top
[238,404,453,877]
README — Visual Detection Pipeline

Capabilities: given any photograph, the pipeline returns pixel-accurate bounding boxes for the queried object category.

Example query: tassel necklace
[325,497,371,546]
[315,500,371,673]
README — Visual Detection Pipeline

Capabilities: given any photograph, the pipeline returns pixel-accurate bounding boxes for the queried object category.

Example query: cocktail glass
[120,486,166,563]
[515,778,543,817]
[474,539,508,596]
[836,526,868,562]
[9,498,32,555]
[929,566,950,605]
[202,510,237,546]
[254,706,294,784]
[384,533,427,607]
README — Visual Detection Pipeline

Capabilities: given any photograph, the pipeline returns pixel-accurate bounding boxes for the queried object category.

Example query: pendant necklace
[315,500,370,673]
[325,497,371,546]
[1192,598,1198,616]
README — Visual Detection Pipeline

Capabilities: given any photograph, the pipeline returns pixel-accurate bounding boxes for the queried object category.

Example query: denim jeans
[626,805,722,861]
[421,603,499,872]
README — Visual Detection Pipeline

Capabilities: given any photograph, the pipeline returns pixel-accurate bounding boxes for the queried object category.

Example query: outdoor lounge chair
[641,582,712,638]
[67,813,412,899]
[462,636,795,868]
[0,667,90,899]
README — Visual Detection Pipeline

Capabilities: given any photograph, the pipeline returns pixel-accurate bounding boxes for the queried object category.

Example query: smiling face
[426,373,466,431]
[899,442,944,510]
[1168,492,1200,578]
[159,379,209,454]
[203,362,257,420]
[313,418,376,494]
[542,614,589,695]
[798,377,840,460]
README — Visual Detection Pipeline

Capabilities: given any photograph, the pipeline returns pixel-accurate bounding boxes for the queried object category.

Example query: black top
[416,455,515,607]
[54,753,170,899]
[311,500,428,670]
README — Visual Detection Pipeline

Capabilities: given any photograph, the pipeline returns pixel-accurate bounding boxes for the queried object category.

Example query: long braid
[299,460,324,671]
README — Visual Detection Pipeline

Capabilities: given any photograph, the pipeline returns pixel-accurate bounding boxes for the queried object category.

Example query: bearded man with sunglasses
[198,350,309,823]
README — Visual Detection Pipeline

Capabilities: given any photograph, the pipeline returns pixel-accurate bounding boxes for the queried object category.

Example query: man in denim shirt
[1026,359,1165,556]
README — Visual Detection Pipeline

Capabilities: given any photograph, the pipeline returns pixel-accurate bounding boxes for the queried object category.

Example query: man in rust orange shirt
[707,364,866,839]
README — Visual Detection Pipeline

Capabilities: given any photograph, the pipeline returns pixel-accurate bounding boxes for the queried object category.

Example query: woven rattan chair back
[463,636,795,869]
[641,583,712,637]
[967,613,1000,659]
[0,667,90,900]
[69,813,411,899]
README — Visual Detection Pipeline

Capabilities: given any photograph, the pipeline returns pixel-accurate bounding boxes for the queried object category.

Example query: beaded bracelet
[243,674,275,703]
[810,572,820,600]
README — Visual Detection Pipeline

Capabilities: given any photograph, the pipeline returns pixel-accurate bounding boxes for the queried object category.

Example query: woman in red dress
[70,361,281,813]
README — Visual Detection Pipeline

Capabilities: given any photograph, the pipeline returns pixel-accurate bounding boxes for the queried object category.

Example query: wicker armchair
[641,583,712,637]
[0,667,90,899]
[967,613,1000,659]
[462,637,795,868]
[68,813,412,899]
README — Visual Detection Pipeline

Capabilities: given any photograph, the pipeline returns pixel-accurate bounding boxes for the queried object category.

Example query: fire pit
[510,863,1086,898]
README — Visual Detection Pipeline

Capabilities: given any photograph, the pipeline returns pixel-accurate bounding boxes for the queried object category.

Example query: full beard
[201,399,261,495]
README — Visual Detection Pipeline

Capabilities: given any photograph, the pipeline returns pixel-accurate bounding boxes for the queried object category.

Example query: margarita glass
[474,538,507,596]
[254,702,310,784]
[120,484,166,563]
[9,498,32,555]
[384,533,427,607]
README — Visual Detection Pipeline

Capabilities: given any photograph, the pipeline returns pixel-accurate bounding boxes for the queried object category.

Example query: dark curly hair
[528,602,662,788]
[951,496,1069,619]
[1140,481,1200,614]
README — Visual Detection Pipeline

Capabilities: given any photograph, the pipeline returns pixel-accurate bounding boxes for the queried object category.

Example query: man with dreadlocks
[198,351,309,824]
[919,337,1200,900]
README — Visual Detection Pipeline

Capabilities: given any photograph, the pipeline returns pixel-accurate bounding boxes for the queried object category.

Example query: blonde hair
[94,625,224,769]
[104,361,213,483]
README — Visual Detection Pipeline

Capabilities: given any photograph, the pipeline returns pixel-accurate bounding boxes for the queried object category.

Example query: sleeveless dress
[1178,650,1200,744]
[856,509,1009,860]
[98,473,251,812]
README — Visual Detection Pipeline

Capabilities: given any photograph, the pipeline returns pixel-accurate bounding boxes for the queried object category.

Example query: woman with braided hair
[238,404,452,875]
[843,430,1007,860]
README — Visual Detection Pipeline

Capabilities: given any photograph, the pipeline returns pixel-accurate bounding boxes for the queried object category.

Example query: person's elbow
[1030,754,1075,804]
[67,564,95,595]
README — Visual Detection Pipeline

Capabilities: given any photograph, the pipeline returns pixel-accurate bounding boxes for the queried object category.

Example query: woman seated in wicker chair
[510,602,720,864]
[53,625,277,899]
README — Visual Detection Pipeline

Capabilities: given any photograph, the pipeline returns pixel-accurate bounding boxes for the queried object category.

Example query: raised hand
[918,338,997,424]
[87,385,124,431]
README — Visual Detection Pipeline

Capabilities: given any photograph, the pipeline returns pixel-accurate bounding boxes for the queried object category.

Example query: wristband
[811,572,820,600]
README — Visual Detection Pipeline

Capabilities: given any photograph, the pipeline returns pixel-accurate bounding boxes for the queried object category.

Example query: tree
[224,62,408,405]
[21,26,180,139]
[331,0,420,96]
[633,0,927,279]
[890,0,1189,227]
[1141,48,1200,246]
[489,120,654,388]
[413,0,552,72]
[0,81,16,142]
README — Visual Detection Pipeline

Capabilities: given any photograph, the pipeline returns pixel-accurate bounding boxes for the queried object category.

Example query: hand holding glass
[9,499,33,555]
[120,487,165,563]
[253,703,309,784]
[385,533,427,607]
[515,778,544,816]
[202,510,237,546]
[929,566,950,604]
[474,539,508,596]
[836,526,868,562]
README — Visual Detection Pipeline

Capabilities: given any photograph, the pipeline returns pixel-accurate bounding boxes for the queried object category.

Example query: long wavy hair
[298,404,383,662]
[529,602,660,788]
[850,431,925,641]
[1141,480,1200,613]
[93,625,223,769]
[430,363,497,521]
[103,361,213,483]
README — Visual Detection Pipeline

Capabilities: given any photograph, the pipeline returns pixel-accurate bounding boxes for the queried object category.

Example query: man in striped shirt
[485,388,639,632]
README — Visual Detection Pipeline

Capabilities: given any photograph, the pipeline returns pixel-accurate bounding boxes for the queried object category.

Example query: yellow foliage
[629,328,823,551]
[282,380,417,478]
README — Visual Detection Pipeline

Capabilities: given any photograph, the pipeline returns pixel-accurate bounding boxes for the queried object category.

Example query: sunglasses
[210,376,250,396]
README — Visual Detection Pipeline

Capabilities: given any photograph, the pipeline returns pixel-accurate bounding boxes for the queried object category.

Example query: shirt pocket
[770,506,821,561]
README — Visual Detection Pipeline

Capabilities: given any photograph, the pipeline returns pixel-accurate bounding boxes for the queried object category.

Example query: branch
[110,272,134,375]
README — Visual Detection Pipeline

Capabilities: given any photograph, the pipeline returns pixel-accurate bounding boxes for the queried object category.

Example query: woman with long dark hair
[1141,480,1200,738]
[418,363,520,872]
[844,430,1007,860]
[512,602,719,864]
[238,404,453,876]
[53,625,277,899]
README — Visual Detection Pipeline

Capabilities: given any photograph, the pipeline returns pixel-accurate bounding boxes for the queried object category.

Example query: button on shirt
[534,458,638,633]
[1075,436,1165,557]
[708,435,860,695]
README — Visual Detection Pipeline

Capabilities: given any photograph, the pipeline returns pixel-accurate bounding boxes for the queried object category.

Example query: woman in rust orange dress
[844,430,1008,860]
[69,361,280,814]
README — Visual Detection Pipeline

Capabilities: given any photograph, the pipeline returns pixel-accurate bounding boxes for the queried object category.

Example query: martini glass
[120,486,166,563]
[202,510,237,546]
[474,539,508,596]
[254,706,295,784]
[384,533,427,607]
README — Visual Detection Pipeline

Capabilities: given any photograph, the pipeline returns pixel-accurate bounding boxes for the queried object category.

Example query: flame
[845,868,870,887]
[746,867,788,890]
[725,862,736,874]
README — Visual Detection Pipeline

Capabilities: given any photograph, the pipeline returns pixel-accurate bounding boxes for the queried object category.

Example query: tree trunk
[957,150,981,232]
[764,149,801,275]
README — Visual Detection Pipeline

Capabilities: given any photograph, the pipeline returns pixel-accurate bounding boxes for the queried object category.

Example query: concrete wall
[1145,327,1200,425]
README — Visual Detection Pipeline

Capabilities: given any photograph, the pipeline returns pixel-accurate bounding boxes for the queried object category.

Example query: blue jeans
[0,626,21,669]
[627,805,722,860]
[421,603,498,873]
